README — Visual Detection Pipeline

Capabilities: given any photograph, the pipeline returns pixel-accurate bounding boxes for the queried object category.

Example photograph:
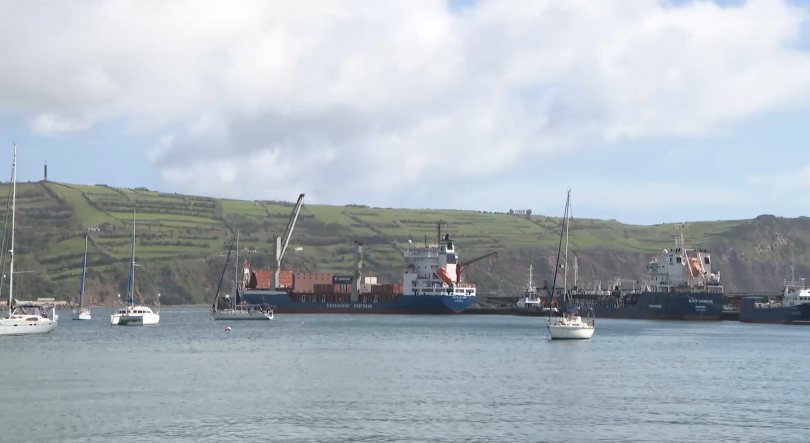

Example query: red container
[277,270,294,288]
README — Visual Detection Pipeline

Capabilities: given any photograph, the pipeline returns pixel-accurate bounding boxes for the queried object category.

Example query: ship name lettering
[648,304,662,309]
[689,298,713,304]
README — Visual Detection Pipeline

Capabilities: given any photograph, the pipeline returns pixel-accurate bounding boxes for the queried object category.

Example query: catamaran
[546,190,595,340]
[72,235,92,320]
[0,144,58,336]
[110,211,160,326]
[212,230,273,321]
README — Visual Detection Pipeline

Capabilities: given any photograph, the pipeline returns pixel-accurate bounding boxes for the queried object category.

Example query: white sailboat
[212,230,273,321]
[110,211,160,326]
[0,144,58,336]
[72,235,92,320]
[547,190,595,340]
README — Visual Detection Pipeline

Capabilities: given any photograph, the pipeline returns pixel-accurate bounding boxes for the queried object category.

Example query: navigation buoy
[225,326,231,332]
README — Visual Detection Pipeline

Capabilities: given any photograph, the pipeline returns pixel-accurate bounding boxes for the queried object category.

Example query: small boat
[0,144,59,336]
[211,230,273,321]
[110,305,160,326]
[546,189,595,340]
[72,235,92,320]
[110,210,160,326]
[548,307,595,340]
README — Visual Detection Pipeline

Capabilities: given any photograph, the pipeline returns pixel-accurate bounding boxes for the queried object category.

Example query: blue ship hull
[571,291,723,320]
[740,297,810,325]
[240,290,475,314]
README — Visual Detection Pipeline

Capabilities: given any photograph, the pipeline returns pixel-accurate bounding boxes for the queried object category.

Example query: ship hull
[240,290,475,314]
[570,291,723,320]
[739,298,810,325]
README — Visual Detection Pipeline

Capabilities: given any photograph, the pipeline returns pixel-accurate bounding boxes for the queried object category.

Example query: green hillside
[0,181,805,304]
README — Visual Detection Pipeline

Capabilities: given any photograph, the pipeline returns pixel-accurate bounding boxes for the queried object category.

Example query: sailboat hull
[211,309,273,320]
[547,324,595,340]
[110,307,160,326]
[72,309,91,320]
[0,317,58,336]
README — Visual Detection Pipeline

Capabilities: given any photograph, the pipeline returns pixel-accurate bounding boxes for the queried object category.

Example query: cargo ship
[239,233,478,314]
[568,226,724,320]
[740,267,810,324]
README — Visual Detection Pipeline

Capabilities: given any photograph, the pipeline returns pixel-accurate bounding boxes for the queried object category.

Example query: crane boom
[456,251,498,283]
[271,193,305,289]
[279,193,305,261]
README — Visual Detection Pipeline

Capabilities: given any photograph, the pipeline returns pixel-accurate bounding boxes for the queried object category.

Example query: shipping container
[252,269,294,289]
[360,283,372,294]
[293,272,334,293]
[314,283,334,294]
[278,270,294,288]
[362,276,378,285]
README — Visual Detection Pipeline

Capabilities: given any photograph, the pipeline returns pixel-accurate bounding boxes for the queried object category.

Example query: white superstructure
[403,233,476,298]
[645,224,723,294]
[110,306,160,325]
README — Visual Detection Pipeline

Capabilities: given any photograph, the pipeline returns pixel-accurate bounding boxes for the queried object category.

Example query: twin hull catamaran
[110,211,160,326]
[0,144,58,336]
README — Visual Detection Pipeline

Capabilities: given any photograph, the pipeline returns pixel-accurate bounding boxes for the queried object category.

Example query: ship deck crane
[456,251,498,284]
[271,194,305,289]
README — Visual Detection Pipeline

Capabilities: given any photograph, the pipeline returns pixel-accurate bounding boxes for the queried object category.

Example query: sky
[1,0,810,225]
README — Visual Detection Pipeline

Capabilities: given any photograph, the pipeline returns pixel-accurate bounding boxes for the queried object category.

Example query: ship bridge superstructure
[647,224,722,294]
[403,234,475,297]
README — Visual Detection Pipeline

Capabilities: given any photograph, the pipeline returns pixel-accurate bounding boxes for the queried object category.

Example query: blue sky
[1,0,810,225]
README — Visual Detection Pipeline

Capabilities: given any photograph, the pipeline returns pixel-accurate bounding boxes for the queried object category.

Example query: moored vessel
[211,230,273,321]
[72,235,92,320]
[569,224,723,320]
[0,144,59,336]
[241,232,482,314]
[545,189,595,340]
[740,267,810,325]
[110,211,160,326]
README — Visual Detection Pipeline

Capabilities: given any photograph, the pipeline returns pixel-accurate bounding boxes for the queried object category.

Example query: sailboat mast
[79,235,88,309]
[126,210,136,307]
[563,190,571,299]
[234,230,239,304]
[7,144,16,315]
[547,192,569,308]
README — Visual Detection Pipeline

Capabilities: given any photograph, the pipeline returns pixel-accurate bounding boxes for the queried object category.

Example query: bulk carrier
[568,225,724,320]
[239,234,479,314]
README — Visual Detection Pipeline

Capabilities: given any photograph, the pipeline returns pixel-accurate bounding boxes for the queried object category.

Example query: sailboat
[72,235,92,320]
[547,190,595,340]
[212,230,273,320]
[0,144,58,336]
[110,211,160,326]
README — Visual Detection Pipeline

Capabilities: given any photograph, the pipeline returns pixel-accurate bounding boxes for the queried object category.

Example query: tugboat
[740,266,810,324]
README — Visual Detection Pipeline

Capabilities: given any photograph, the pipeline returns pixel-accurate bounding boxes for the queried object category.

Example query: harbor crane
[456,251,499,284]
[270,194,305,289]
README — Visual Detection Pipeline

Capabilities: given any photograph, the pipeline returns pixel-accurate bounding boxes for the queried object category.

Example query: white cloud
[2,0,810,206]
[29,114,94,136]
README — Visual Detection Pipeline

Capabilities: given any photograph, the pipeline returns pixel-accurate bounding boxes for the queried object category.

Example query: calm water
[1,308,808,443]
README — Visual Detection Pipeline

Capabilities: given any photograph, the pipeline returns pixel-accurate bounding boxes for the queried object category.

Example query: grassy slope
[0,181,804,303]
